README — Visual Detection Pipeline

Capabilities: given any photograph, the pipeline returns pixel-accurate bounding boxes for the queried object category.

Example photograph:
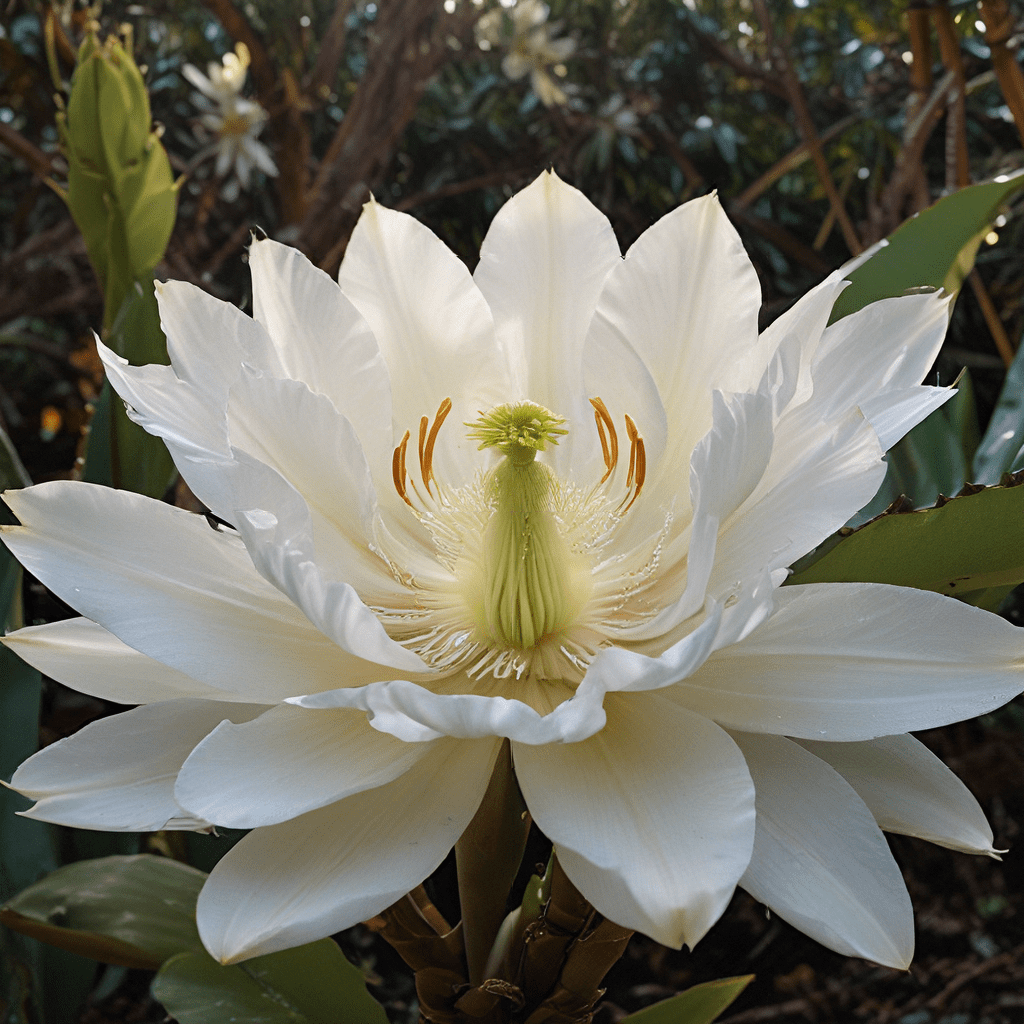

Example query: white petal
[197,736,501,963]
[175,704,430,828]
[859,385,953,453]
[10,700,265,832]
[289,675,609,745]
[474,171,621,476]
[672,582,1024,741]
[733,731,914,968]
[1,618,228,704]
[797,734,997,855]
[248,239,393,467]
[707,406,885,593]
[587,193,761,492]
[339,199,505,484]
[156,279,283,392]
[1,482,403,700]
[514,692,755,948]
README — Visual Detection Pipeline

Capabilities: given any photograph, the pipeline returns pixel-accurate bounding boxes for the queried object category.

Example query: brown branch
[0,122,55,178]
[730,208,833,275]
[394,169,536,212]
[933,0,970,190]
[297,0,472,270]
[751,0,863,254]
[980,0,1024,147]
[685,20,788,99]
[304,0,357,101]
[732,114,857,211]
[648,117,706,197]
[969,269,1015,367]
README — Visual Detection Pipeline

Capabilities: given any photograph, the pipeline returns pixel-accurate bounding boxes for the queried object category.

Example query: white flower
[476,0,574,106]
[4,173,1022,970]
[183,43,277,187]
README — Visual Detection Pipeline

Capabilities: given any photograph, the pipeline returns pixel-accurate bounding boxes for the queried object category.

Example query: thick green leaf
[0,855,206,969]
[972,324,1024,485]
[831,173,1024,322]
[618,976,754,1024]
[153,940,388,1024]
[788,480,1024,596]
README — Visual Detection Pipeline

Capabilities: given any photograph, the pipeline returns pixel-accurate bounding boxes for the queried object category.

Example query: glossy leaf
[152,940,388,1024]
[831,173,1024,322]
[0,855,206,970]
[618,976,754,1024]
[788,480,1024,597]
[972,325,1024,485]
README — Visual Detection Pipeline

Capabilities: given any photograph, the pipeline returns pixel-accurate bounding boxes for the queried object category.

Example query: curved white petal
[859,385,953,453]
[586,192,761,495]
[671,583,1024,741]
[10,700,265,832]
[248,238,394,466]
[175,704,430,828]
[197,736,501,963]
[339,199,505,485]
[1,618,229,704]
[797,734,997,856]
[1,482,410,698]
[707,406,885,595]
[733,730,914,968]
[157,278,284,391]
[289,675,606,745]
[514,692,755,948]
[475,170,621,476]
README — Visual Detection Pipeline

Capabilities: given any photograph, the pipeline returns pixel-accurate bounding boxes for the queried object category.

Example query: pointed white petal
[339,199,505,484]
[156,279,283,391]
[2,619,228,703]
[175,705,429,828]
[514,692,755,948]
[733,731,914,968]
[672,583,1024,741]
[1,482,404,699]
[859,385,953,452]
[197,736,500,963]
[10,700,265,832]
[707,406,885,593]
[475,171,621,475]
[248,239,393,467]
[797,734,997,855]
[587,193,760,490]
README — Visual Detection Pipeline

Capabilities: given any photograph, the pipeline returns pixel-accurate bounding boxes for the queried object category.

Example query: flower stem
[456,739,530,986]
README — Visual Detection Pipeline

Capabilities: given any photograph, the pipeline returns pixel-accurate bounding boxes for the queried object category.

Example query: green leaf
[618,976,754,1024]
[788,480,1024,596]
[0,854,206,969]
[831,172,1024,322]
[972,324,1024,485]
[152,940,389,1024]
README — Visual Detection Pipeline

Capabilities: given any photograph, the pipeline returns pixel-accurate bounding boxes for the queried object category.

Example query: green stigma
[467,403,585,656]
[467,402,568,468]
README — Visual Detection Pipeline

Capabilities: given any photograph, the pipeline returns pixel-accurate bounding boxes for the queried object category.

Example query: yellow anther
[589,397,618,484]
[392,430,412,507]
[421,398,452,495]
[622,414,646,513]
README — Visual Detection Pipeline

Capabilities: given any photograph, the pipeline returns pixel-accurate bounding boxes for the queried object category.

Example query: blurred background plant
[2,0,1024,1022]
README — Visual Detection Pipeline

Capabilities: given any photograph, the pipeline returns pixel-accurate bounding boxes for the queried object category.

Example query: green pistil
[468,403,576,652]
[467,402,568,468]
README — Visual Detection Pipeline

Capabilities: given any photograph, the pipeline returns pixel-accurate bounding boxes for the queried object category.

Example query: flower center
[466,403,577,651]
[383,397,651,683]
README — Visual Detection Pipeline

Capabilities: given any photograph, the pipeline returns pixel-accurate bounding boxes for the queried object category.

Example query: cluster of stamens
[381,396,651,682]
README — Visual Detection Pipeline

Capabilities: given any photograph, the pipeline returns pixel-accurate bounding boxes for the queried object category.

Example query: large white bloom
[4,173,1022,969]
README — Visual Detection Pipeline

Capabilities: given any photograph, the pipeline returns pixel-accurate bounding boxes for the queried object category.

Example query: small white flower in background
[4,172,1023,970]
[476,0,575,106]
[183,42,277,189]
